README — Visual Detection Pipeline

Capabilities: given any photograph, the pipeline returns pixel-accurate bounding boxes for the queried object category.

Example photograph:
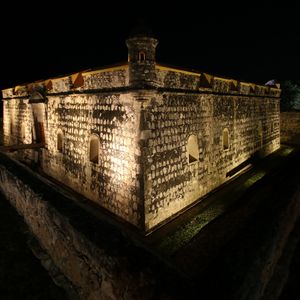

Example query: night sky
[0,1,299,91]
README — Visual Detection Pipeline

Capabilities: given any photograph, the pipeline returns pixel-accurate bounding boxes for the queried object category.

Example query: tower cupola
[126,27,158,87]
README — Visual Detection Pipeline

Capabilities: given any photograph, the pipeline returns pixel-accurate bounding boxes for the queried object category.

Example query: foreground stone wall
[0,154,177,300]
[280,112,300,144]
[1,143,299,300]
[141,91,280,230]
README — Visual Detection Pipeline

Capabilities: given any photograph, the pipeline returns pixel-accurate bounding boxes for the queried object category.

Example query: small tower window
[138,51,146,62]
[187,135,199,164]
[89,135,99,164]
[223,128,229,150]
[57,132,64,152]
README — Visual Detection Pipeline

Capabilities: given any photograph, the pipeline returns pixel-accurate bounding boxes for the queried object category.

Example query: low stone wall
[1,148,300,299]
[281,112,300,144]
[0,153,181,300]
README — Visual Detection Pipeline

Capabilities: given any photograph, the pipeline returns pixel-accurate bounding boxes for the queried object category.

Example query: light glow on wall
[108,140,137,187]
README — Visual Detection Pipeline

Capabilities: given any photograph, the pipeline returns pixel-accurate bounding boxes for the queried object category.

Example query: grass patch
[280,146,294,157]
[243,170,266,188]
[155,146,296,256]
[157,203,225,254]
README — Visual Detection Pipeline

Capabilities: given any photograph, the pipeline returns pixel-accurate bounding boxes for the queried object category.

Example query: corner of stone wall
[130,90,158,232]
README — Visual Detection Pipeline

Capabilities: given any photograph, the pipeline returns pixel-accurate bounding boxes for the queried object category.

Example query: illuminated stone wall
[1,36,281,233]
[3,96,33,145]
[156,66,200,90]
[43,92,143,228]
[280,112,300,144]
[141,76,280,230]
[2,66,145,229]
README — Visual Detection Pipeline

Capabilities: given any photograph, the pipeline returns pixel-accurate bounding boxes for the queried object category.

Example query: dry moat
[0,143,300,299]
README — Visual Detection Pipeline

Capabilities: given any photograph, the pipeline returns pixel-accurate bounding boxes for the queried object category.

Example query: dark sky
[0,1,299,91]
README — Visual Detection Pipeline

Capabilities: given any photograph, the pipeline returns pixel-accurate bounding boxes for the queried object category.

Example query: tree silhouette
[280,80,300,111]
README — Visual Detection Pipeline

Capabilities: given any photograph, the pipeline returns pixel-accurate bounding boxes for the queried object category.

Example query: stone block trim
[2,65,128,99]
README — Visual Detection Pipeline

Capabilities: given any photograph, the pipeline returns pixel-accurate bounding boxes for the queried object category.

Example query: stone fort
[1,33,281,233]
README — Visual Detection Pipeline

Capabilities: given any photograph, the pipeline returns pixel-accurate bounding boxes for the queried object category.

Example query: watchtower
[126,28,158,87]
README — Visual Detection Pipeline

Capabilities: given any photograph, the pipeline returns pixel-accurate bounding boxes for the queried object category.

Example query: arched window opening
[223,128,229,150]
[138,51,146,62]
[57,132,63,152]
[89,135,99,164]
[187,135,199,164]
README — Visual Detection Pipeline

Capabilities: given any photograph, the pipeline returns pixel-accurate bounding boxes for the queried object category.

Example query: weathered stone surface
[0,153,184,300]
[43,93,142,228]
[141,92,280,230]
[1,34,281,232]
[280,112,300,144]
